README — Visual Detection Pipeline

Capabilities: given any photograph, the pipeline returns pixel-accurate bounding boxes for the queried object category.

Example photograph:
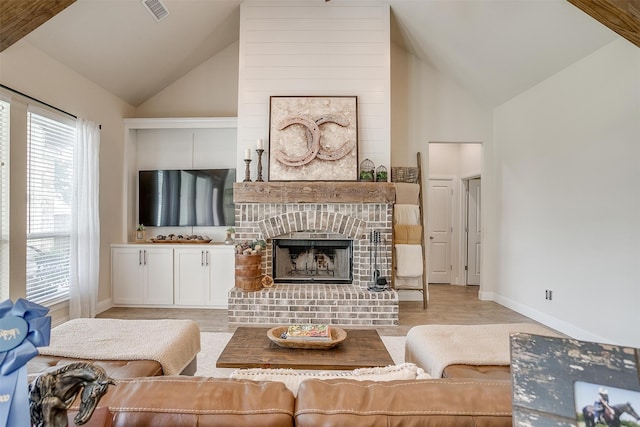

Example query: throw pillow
[230,362,429,396]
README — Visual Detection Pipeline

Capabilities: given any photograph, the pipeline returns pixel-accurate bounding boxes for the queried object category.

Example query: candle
[257,138,264,150]
[245,149,252,160]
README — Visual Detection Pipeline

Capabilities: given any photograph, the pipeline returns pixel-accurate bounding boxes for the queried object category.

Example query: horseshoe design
[315,116,355,161]
[274,117,321,167]
[274,115,355,167]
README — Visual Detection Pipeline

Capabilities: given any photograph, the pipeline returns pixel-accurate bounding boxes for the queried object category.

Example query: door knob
[429,236,434,240]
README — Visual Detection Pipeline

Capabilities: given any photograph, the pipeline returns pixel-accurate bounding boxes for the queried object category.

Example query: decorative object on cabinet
[268,96,358,181]
[134,224,146,242]
[359,158,375,182]
[151,234,211,244]
[225,227,235,245]
[391,152,427,309]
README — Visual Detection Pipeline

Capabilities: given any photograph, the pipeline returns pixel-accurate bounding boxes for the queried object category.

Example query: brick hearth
[229,182,399,326]
[228,284,398,326]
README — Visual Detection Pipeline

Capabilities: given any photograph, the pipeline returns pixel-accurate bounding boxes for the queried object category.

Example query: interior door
[428,179,452,283]
[466,178,481,285]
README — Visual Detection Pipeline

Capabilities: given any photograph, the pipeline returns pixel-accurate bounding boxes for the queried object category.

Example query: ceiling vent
[141,0,169,22]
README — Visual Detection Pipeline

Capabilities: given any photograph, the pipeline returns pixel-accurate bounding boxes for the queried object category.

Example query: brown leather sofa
[65,374,512,427]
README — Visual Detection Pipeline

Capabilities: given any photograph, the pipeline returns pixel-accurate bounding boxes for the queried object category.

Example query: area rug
[195,332,405,377]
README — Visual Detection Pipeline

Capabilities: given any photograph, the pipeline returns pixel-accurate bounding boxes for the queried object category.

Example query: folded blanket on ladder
[394,183,420,205]
[395,244,423,277]
[394,204,421,225]
[394,224,422,245]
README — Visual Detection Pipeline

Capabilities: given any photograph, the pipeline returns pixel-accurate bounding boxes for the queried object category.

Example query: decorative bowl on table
[267,326,347,350]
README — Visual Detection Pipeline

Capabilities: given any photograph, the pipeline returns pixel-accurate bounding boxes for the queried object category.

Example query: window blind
[0,100,9,300]
[26,109,75,304]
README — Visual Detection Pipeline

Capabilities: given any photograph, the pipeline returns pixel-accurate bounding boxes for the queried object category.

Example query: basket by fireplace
[234,254,263,292]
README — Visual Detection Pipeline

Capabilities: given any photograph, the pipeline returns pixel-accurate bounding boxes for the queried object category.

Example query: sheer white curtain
[69,118,100,318]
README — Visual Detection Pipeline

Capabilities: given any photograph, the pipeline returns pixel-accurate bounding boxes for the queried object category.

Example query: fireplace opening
[272,239,353,284]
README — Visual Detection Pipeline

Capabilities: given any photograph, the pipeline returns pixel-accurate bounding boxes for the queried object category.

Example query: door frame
[461,175,481,286]
[426,141,483,288]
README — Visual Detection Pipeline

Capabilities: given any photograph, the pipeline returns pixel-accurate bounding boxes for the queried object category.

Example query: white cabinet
[111,244,234,308]
[111,245,174,305]
[174,246,235,307]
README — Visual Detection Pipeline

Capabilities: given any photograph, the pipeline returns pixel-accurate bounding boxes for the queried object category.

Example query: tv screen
[138,169,235,227]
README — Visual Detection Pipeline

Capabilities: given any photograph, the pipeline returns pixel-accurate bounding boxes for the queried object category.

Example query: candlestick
[255,148,264,182]
[243,159,252,182]
[257,138,264,150]
[244,148,252,160]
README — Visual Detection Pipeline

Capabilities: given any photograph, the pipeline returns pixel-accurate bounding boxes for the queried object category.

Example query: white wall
[237,1,391,180]
[390,43,491,168]
[0,40,135,321]
[492,39,640,347]
[135,41,240,118]
[459,144,482,178]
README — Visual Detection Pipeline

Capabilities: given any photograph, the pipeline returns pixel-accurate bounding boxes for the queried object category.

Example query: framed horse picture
[510,333,640,427]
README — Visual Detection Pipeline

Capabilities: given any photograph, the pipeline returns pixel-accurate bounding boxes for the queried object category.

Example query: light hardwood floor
[98,284,537,336]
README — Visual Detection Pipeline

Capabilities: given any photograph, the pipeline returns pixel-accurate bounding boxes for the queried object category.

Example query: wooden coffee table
[216,327,394,370]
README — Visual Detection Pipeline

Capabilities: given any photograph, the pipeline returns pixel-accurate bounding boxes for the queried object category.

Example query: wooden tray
[267,326,347,350]
[151,239,212,244]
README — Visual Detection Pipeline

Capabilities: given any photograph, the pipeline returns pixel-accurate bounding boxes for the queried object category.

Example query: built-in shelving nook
[122,117,238,243]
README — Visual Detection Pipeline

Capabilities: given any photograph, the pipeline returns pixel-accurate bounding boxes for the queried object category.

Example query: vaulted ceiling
[1,0,635,108]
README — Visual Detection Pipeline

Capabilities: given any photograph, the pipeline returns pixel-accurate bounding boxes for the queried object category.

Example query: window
[0,100,8,300]
[26,108,76,304]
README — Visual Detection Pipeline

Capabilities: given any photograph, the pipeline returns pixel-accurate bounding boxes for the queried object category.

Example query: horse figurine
[582,402,640,427]
[29,362,115,427]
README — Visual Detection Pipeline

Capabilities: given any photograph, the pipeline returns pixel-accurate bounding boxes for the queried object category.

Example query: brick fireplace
[228,182,399,326]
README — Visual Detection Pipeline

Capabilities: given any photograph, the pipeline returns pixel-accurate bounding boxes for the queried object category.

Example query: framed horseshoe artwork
[268,96,358,181]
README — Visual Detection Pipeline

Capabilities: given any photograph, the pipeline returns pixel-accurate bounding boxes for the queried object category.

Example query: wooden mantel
[234,182,396,204]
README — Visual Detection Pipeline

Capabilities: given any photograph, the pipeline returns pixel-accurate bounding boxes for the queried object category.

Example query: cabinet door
[174,248,208,306]
[143,247,174,304]
[207,246,236,307]
[111,247,144,304]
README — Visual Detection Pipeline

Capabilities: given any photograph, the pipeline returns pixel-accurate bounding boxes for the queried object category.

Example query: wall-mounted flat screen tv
[138,169,235,227]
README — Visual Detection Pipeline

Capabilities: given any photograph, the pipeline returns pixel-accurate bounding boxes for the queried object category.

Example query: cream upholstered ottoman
[30,318,201,379]
[404,323,561,378]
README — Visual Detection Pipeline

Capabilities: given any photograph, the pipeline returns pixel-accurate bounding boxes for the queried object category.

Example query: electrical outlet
[545,290,553,300]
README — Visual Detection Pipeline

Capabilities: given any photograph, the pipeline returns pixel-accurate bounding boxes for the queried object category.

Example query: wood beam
[0,0,77,52]
[234,182,396,204]
[567,0,640,48]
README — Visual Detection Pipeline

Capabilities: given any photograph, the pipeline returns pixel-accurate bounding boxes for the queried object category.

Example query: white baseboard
[97,298,112,315]
[491,293,611,344]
